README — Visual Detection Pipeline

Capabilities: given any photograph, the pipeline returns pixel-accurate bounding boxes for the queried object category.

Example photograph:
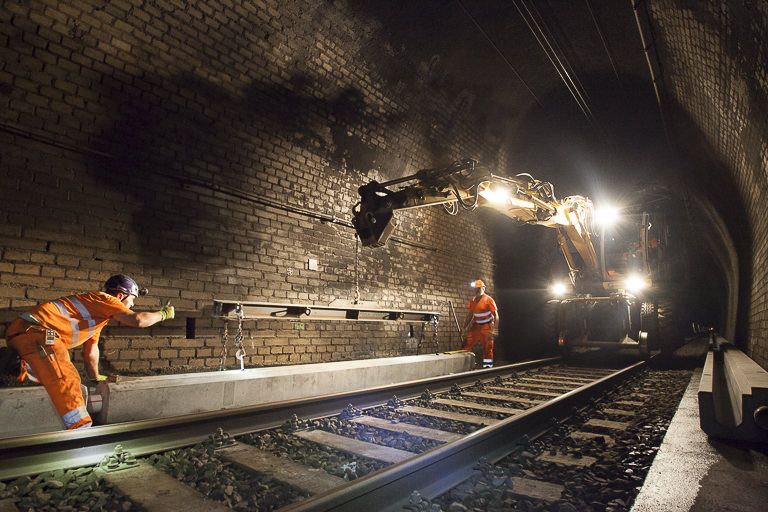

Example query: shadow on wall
[87,71,400,268]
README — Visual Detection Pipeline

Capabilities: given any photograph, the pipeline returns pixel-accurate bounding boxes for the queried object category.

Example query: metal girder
[212,300,439,323]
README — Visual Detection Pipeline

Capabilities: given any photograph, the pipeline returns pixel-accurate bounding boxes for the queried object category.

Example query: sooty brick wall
[651,0,768,367]
[0,0,506,372]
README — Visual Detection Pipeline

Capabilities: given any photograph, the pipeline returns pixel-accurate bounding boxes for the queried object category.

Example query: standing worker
[4,274,175,430]
[461,279,499,368]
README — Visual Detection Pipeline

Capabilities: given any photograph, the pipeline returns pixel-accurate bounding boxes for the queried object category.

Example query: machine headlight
[624,274,647,293]
[594,205,620,227]
[550,281,568,297]
[479,186,510,204]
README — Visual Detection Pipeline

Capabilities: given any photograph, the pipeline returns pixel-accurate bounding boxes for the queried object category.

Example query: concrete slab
[486,387,561,397]
[462,391,542,404]
[536,374,594,382]
[584,418,630,431]
[433,398,522,415]
[514,382,577,391]
[349,415,463,442]
[538,452,598,467]
[602,408,636,417]
[400,405,502,425]
[0,353,472,438]
[615,400,645,407]
[293,429,413,464]
[219,442,344,495]
[569,431,615,447]
[631,369,768,512]
[510,477,563,502]
[0,386,63,437]
[100,462,229,512]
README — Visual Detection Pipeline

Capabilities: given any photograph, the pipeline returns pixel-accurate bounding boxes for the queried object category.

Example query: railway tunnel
[0,1,766,511]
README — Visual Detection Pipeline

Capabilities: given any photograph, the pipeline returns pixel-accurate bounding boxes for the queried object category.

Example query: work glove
[158,304,175,321]
[88,374,108,383]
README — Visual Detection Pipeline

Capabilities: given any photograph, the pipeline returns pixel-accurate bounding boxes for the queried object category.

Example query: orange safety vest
[467,294,497,328]
[14,291,132,348]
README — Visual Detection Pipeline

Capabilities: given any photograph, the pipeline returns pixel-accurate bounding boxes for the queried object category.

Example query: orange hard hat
[470,279,486,288]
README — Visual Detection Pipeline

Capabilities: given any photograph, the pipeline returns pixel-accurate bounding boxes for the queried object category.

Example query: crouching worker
[5,274,174,430]
[461,279,499,368]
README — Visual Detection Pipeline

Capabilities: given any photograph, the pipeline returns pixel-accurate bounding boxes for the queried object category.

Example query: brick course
[0,0,499,372]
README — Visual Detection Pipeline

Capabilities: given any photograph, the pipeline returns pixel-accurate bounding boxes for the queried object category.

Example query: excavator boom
[352,158,658,356]
[352,159,599,289]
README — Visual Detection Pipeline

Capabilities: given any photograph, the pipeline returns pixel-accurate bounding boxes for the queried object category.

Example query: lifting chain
[353,233,361,304]
[417,316,440,354]
[218,319,229,371]
[234,305,246,371]
[431,314,439,352]
[417,321,427,354]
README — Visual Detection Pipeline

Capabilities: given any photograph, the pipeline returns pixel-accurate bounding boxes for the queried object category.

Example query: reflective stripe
[61,405,90,428]
[471,295,495,325]
[19,312,40,324]
[53,300,80,344]
[68,296,95,342]
[22,360,39,383]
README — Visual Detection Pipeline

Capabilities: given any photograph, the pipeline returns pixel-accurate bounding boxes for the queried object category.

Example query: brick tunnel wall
[0,1,507,373]
[650,0,768,367]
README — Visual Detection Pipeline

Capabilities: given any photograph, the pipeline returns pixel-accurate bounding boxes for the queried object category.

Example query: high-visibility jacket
[10,292,132,348]
[467,294,497,328]
[464,293,497,368]
[6,292,133,430]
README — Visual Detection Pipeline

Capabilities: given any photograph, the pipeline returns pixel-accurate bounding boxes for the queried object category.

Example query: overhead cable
[512,0,593,121]
[585,0,624,92]
[526,0,593,110]
[454,0,543,109]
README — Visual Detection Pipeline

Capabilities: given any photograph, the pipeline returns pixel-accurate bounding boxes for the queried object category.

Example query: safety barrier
[698,333,768,442]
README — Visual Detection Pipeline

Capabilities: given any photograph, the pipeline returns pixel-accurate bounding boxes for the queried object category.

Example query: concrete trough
[0,353,472,438]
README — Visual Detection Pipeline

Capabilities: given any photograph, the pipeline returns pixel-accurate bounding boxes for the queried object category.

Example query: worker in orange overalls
[461,279,499,368]
[5,275,175,430]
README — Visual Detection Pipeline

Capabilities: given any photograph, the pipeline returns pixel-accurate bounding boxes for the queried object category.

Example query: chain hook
[234,304,246,370]
[353,233,361,305]
[219,320,229,371]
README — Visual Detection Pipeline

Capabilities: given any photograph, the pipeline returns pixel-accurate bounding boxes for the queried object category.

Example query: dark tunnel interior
[0,0,766,371]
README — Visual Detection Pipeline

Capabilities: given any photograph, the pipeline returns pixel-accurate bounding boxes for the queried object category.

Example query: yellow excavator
[352,158,658,356]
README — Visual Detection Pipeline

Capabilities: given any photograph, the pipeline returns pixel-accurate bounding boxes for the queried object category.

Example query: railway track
[0,358,686,512]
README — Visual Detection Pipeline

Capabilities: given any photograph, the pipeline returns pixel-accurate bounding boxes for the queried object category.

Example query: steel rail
[285,359,647,512]
[0,357,558,481]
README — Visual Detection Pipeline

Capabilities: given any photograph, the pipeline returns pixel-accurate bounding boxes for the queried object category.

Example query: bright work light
[594,205,620,227]
[550,281,568,297]
[624,273,647,293]
[479,186,510,204]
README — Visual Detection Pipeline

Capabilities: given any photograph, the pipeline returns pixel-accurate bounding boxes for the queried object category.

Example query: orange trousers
[463,325,494,367]
[6,325,91,430]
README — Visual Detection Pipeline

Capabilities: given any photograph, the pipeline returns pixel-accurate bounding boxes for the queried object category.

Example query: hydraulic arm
[352,159,601,292]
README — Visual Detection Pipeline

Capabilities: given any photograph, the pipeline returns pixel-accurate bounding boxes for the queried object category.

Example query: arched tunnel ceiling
[352,0,743,338]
